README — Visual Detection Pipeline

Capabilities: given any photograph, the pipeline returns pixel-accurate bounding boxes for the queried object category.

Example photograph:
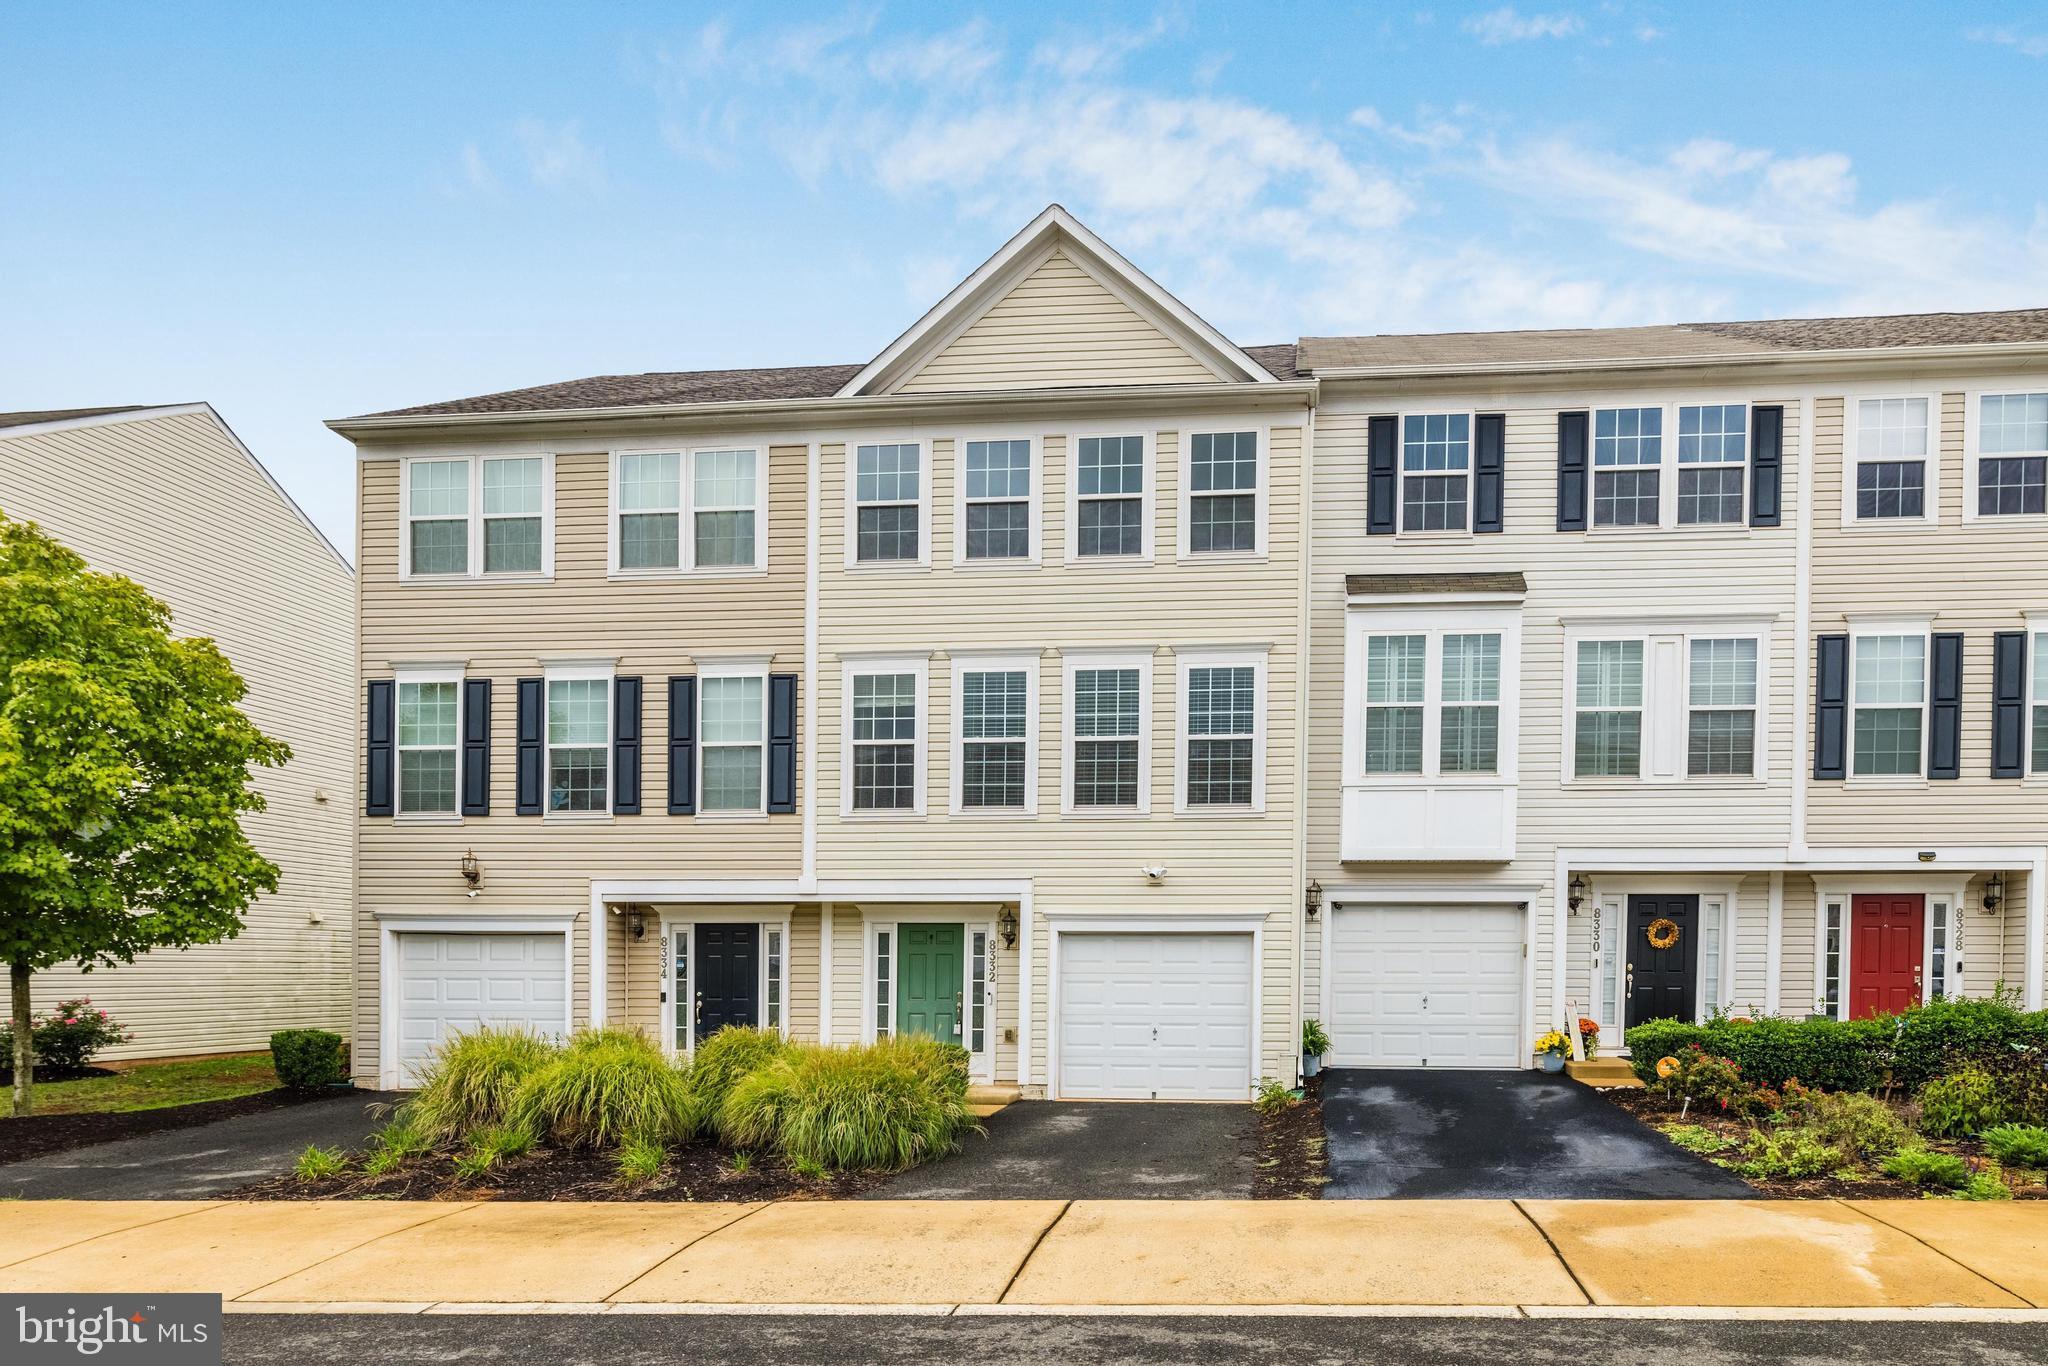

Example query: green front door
[895,924,964,1045]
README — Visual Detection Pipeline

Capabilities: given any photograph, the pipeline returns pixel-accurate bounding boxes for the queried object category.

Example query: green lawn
[6,1055,280,1117]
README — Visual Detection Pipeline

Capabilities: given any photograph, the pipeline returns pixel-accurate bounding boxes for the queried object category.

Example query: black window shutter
[1367,415,1398,535]
[1473,413,1506,533]
[461,678,491,816]
[613,676,642,813]
[1814,634,1849,780]
[768,673,798,814]
[1749,404,1784,527]
[1992,631,2027,779]
[667,676,697,815]
[1556,411,1588,531]
[1928,633,1963,780]
[365,679,394,816]
[515,677,543,815]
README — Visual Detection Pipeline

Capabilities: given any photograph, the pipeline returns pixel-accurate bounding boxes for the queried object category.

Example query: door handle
[954,991,964,1028]
[695,993,703,1023]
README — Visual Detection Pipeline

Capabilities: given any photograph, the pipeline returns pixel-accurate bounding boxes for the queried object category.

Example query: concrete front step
[967,1083,1022,1117]
[1565,1057,1644,1089]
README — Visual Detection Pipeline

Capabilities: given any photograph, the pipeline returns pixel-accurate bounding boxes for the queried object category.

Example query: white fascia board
[1307,340,2048,385]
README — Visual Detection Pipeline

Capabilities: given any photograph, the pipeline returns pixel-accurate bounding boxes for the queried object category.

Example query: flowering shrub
[1660,1045,1746,1111]
[1576,1018,1600,1058]
[0,999,132,1074]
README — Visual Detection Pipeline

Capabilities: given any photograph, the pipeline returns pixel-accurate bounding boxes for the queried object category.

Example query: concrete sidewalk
[1,1199,2045,1315]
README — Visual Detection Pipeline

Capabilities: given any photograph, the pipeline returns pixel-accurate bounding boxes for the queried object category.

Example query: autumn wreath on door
[1644,917,1681,951]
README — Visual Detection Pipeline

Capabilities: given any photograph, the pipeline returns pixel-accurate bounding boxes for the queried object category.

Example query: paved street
[217,1312,2048,1365]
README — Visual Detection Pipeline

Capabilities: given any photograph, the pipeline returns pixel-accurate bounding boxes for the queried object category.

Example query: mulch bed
[237,1142,889,1203]
[0,1088,322,1166]
[1601,1086,2048,1200]
[1250,1073,1327,1198]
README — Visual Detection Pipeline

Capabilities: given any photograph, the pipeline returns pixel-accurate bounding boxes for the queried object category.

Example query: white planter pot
[1302,1052,1322,1079]
[1539,1052,1567,1073]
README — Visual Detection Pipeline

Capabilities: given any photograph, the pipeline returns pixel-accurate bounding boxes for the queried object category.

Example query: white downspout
[1790,394,1815,861]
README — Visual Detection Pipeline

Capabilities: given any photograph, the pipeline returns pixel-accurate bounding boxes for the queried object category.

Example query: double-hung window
[854,442,922,563]
[1850,633,1926,777]
[1574,640,1645,776]
[954,656,1035,812]
[699,670,766,813]
[1400,414,1470,532]
[1186,431,1259,553]
[1073,435,1147,559]
[395,671,460,815]
[545,671,610,813]
[404,455,553,578]
[1974,392,2048,517]
[1066,653,1148,811]
[1363,635,1426,773]
[2035,632,2048,775]
[962,439,1032,561]
[1592,407,1663,527]
[1686,638,1758,775]
[1676,404,1747,525]
[846,660,925,814]
[1359,630,1503,776]
[1179,651,1265,811]
[1848,397,1933,523]
[614,448,762,572]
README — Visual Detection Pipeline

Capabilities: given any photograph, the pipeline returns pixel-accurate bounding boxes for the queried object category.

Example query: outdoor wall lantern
[459,849,481,897]
[1304,879,1323,920]
[629,910,646,940]
[1983,872,2005,914]
[998,905,1019,950]
[1568,874,1588,912]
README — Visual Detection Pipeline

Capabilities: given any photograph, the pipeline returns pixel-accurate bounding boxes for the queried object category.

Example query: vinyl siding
[0,410,354,1059]
[895,249,1220,393]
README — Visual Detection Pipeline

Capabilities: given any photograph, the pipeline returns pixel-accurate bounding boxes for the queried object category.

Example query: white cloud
[513,118,605,192]
[1462,7,1582,44]
[1030,12,1178,79]
[458,143,498,195]
[867,20,1002,84]
[1967,25,2048,58]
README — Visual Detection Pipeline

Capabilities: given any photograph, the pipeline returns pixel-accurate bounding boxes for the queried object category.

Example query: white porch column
[1018,887,1035,1088]
[818,902,835,1043]
[1766,871,1784,1015]
[2028,855,2046,1011]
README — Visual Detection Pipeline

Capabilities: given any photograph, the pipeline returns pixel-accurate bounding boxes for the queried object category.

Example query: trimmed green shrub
[1917,1067,2005,1138]
[402,1027,558,1143]
[1800,1091,1912,1157]
[1737,1129,1848,1180]
[509,1027,703,1149]
[720,1037,976,1171]
[1981,1124,2048,1169]
[1628,1004,2048,1095]
[270,1029,348,1090]
[1883,1147,1972,1190]
[1891,998,2048,1088]
[690,1026,792,1122]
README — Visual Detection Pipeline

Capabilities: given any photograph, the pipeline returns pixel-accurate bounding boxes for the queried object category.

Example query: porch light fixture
[629,910,646,940]
[1141,865,1168,884]
[1983,872,2005,914]
[998,905,1018,950]
[1304,879,1323,920]
[1568,874,1587,912]
[459,849,481,897]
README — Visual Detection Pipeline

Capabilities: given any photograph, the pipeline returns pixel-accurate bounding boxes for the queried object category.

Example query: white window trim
[1812,880,1969,1020]
[697,656,772,818]
[2029,623,2048,781]
[392,662,465,822]
[1847,619,1932,783]
[1394,409,1478,538]
[1174,647,1268,814]
[399,453,556,581]
[1177,425,1269,559]
[1839,391,1942,530]
[1962,385,2048,525]
[845,437,933,570]
[1064,429,1156,566]
[1346,609,1523,785]
[661,911,793,1059]
[840,655,929,817]
[952,433,1042,567]
[861,909,997,1084]
[607,445,769,578]
[1560,619,1772,785]
[949,651,1040,816]
[542,659,615,821]
[1573,401,1757,534]
[1061,648,1153,815]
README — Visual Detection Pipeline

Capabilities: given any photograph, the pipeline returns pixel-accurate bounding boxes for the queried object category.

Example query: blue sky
[4,2,2045,554]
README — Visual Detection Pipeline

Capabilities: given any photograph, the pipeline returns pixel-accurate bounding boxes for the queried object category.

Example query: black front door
[695,923,759,1041]
[1625,894,1699,1028]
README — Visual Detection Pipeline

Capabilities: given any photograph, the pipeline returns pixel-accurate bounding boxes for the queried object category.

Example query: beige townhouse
[0,404,354,1058]
[337,202,2047,1093]
[1302,317,2048,1069]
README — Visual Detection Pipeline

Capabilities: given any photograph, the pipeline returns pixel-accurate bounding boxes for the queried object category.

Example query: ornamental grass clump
[508,1027,703,1149]
[402,1026,558,1143]
[719,1037,975,1172]
[690,1026,792,1126]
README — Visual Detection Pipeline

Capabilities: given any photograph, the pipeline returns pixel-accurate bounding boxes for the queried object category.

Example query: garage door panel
[1327,906,1522,1069]
[394,932,568,1083]
[1058,932,1253,1102]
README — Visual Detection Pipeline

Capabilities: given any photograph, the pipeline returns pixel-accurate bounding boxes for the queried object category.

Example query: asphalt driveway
[870,1100,1255,1199]
[0,1090,400,1200]
[1321,1068,1754,1199]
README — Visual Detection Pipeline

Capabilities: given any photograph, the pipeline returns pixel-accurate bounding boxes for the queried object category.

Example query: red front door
[1849,894,1924,1019]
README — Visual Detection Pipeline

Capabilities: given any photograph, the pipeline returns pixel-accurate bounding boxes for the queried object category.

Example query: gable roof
[0,405,153,430]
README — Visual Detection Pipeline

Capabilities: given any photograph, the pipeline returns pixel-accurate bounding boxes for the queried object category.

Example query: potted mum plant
[1301,1019,1331,1078]
[1576,1017,1600,1059]
[1534,1029,1571,1073]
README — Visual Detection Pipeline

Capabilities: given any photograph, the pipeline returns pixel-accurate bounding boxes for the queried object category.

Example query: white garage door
[1057,932,1254,1101]
[1326,905,1522,1068]
[395,932,567,1082]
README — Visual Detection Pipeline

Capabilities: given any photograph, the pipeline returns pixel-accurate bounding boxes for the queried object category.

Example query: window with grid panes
[851,673,918,809]
[618,452,682,569]
[700,675,765,811]
[1677,404,1746,525]
[961,669,1028,808]
[1853,398,1929,520]
[855,443,921,562]
[2035,633,2048,775]
[1978,393,2048,516]
[1574,640,1644,776]
[1075,436,1144,556]
[482,458,544,572]
[964,440,1030,559]
[546,677,609,811]
[407,459,470,574]
[1072,667,1141,805]
[1400,415,1469,531]
[693,449,758,567]
[1185,665,1255,805]
[397,681,458,813]
[1593,407,1663,527]
[1851,634,1925,776]
[1687,638,1757,775]
[1189,431,1257,552]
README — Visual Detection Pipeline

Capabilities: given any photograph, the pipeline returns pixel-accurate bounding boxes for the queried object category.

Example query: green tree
[0,514,287,1114]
